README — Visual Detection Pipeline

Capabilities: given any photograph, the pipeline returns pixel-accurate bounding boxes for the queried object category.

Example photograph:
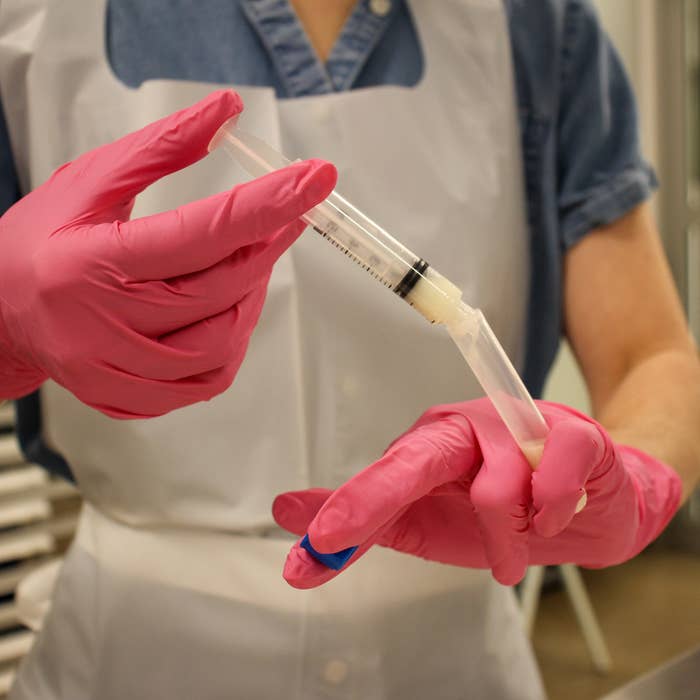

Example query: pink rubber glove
[273,399,682,588]
[0,90,336,417]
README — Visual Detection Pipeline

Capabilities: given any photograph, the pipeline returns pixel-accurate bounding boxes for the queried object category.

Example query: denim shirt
[5,0,656,479]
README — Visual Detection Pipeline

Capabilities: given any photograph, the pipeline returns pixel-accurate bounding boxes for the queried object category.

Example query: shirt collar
[241,0,402,97]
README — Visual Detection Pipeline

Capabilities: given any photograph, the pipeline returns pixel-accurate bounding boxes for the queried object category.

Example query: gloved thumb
[57,90,243,220]
[532,419,604,537]
[273,489,333,536]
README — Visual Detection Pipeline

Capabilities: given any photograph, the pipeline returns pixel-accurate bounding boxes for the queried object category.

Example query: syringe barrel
[209,121,465,324]
[304,193,464,323]
[304,192,420,292]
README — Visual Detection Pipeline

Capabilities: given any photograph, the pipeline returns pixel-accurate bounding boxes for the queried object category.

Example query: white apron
[0,0,546,697]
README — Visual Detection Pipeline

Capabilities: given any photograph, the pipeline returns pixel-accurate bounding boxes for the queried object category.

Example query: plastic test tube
[209,121,584,570]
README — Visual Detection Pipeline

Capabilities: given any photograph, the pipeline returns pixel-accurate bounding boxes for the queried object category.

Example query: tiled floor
[532,547,700,699]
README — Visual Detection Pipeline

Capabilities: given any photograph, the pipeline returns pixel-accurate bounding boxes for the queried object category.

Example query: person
[0,1,698,698]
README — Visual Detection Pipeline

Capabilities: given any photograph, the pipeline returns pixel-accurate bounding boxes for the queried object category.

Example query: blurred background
[0,1,697,698]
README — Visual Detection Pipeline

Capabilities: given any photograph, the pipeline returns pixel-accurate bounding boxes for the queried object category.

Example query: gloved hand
[273,399,682,588]
[0,90,336,417]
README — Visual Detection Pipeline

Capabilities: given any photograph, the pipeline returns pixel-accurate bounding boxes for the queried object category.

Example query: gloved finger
[532,419,604,538]
[374,495,490,568]
[67,359,239,419]
[282,537,377,590]
[272,489,334,536]
[275,489,371,589]
[149,290,265,380]
[120,223,298,336]
[104,286,266,382]
[281,505,410,589]
[469,451,532,586]
[61,90,243,220]
[113,159,335,280]
[305,414,480,554]
[161,217,304,311]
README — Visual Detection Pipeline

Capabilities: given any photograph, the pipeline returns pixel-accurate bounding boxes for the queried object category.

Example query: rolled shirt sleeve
[556,0,657,249]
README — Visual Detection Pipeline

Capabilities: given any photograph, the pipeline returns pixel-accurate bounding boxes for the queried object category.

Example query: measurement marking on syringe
[312,226,394,289]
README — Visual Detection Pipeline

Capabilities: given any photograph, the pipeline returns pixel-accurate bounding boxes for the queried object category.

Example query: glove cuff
[0,308,46,399]
[618,445,683,558]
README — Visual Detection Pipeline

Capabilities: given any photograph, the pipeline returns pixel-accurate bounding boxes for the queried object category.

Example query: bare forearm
[595,348,700,501]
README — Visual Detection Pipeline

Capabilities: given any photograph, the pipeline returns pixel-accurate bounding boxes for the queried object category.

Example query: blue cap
[300,534,358,570]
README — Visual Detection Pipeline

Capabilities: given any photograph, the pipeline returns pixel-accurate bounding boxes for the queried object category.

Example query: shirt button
[323,659,349,685]
[369,0,391,17]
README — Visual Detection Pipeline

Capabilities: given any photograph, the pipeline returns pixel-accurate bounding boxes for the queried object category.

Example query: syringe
[209,120,585,570]
[210,121,466,327]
